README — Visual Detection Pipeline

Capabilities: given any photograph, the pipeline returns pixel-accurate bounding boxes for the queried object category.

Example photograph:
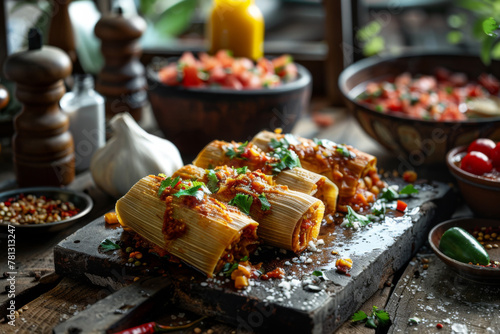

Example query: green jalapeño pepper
[439,227,490,265]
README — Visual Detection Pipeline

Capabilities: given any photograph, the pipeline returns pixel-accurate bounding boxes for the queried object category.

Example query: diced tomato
[467,85,484,98]
[272,54,292,69]
[178,52,197,67]
[257,58,274,75]
[478,73,500,95]
[182,66,203,87]
[396,200,407,212]
[386,98,402,112]
[208,66,226,85]
[158,64,179,86]
[199,52,218,71]
[223,74,243,90]
[238,71,261,89]
[215,50,234,68]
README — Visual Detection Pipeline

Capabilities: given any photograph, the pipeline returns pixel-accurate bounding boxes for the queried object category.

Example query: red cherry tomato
[478,73,500,95]
[467,138,496,158]
[460,151,493,175]
[491,143,500,169]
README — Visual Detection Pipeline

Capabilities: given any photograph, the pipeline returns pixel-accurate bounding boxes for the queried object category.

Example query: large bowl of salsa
[338,52,500,165]
[147,51,312,158]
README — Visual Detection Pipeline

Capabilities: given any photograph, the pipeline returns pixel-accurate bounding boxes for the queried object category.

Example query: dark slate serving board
[53,179,455,334]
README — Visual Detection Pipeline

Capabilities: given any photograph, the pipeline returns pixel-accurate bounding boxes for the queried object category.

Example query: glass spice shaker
[60,74,105,172]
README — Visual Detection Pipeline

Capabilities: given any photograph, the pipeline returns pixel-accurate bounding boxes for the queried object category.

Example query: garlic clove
[90,113,183,198]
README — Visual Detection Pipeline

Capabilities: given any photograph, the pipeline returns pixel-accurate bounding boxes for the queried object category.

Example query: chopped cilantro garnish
[240,256,248,262]
[157,176,180,197]
[228,193,253,215]
[336,145,356,159]
[399,184,419,195]
[312,270,323,277]
[258,193,271,211]
[225,142,248,160]
[379,187,399,201]
[313,138,323,146]
[222,262,239,276]
[351,311,368,322]
[236,166,248,175]
[173,184,206,201]
[371,201,386,216]
[342,206,372,229]
[270,149,302,174]
[351,306,391,329]
[375,104,384,112]
[206,169,219,193]
[100,239,120,251]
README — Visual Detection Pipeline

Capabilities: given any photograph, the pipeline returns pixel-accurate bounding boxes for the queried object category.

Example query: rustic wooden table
[0,107,499,334]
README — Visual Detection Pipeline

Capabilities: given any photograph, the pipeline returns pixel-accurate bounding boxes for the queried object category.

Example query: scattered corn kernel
[421,258,429,264]
[234,275,249,289]
[485,234,491,240]
[493,244,499,248]
[331,250,339,255]
[485,244,493,250]
[104,212,119,225]
[336,258,353,269]
[133,277,140,282]
[423,264,429,270]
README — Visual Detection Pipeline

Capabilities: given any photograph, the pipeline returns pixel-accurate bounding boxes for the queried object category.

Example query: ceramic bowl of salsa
[446,144,500,218]
[147,52,312,158]
[338,52,500,165]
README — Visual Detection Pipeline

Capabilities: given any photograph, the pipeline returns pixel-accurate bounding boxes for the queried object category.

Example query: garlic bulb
[90,113,183,198]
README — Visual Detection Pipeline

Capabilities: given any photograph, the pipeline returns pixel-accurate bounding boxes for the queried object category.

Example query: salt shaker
[4,28,74,187]
[60,74,105,172]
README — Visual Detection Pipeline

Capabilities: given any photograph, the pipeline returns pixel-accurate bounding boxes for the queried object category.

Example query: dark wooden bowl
[147,60,312,158]
[429,218,500,284]
[0,187,93,233]
[338,52,500,165]
[446,145,500,218]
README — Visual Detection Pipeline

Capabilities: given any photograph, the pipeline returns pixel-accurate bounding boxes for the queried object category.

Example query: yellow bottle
[208,0,264,60]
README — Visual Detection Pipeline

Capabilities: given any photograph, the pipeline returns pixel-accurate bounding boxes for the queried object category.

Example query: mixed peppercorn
[0,194,80,225]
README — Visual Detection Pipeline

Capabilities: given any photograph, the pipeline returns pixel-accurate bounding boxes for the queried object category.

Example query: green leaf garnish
[379,187,399,201]
[371,201,386,216]
[240,256,248,262]
[173,185,204,201]
[351,306,390,329]
[100,239,120,251]
[258,193,271,211]
[312,270,323,277]
[336,145,356,159]
[399,184,419,195]
[228,194,253,215]
[236,166,248,175]
[342,206,372,228]
[373,307,390,326]
[270,149,301,174]
[157,176,180,197]
[206,169,219,193]
[482,17,498,37]
[225,142,248,159]
[351,311,368,322]
[222,262,239,276]
[313,138,323,146]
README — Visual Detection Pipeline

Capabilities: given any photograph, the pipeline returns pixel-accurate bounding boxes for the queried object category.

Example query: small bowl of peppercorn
[0,187,93,233]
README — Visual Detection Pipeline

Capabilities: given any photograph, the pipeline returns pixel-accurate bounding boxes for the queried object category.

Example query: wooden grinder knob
[94,7,147,121]
[4,28,75,187]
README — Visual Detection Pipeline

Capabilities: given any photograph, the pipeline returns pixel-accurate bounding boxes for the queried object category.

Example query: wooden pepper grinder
[4,28,75,187]
[94,7,147,122]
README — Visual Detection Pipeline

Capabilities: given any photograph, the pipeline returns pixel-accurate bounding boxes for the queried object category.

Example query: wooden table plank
[386,253,500,333]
